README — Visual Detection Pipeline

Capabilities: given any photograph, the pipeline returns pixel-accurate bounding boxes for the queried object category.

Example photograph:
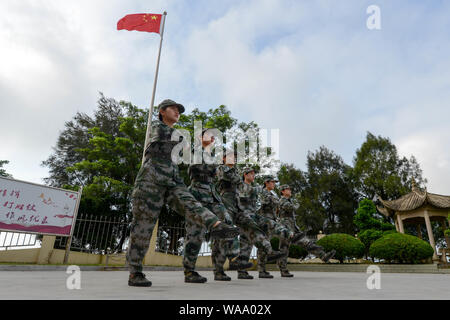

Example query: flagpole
[142,11,167,165]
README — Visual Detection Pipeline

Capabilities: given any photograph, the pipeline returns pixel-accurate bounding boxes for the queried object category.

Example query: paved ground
[0,270,449,300]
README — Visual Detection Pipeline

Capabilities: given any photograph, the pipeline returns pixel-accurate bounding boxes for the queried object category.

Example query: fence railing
[155,223,258,258]
[156,222,185,256]
[5,211,259,259]
[0,231,38,250]
[54,213,129,254]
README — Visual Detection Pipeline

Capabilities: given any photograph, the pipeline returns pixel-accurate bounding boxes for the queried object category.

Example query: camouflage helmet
[263,175,278,183]
[242,166,255,175]
[280,184,291,191]
[158,99,185,114]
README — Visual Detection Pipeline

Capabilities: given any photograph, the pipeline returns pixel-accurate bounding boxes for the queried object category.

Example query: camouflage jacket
[143,120,184,187]
[258,188,279,220]
[188,163,222,204]
[215,165,244,210]
[238,182,261,214]
[278,196,299,231]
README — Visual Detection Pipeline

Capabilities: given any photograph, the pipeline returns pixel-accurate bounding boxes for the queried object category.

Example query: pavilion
[377,180,450,262]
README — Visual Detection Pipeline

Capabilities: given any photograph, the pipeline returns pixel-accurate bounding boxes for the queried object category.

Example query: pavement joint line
[0,264,449,273]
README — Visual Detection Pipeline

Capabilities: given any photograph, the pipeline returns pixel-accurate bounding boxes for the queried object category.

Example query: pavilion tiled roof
[377,187,450,217]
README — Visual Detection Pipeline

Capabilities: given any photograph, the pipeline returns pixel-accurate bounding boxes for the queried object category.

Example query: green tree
[353,132,427,201]
[277,163,308,195]
[43,93,149,251]
[0,160,12,178]
[353,199,396,258]
[295,147,359,235]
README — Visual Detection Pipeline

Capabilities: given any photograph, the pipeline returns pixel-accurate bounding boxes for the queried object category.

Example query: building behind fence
[0,231,38,250]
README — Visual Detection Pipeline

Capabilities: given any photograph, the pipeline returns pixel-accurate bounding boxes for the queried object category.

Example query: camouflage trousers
[220,195,273,270]
[276,219,296,272]
[277,229,326,271]
[183,201,240,273]
[126,169,220,274]
[254,215,294,272]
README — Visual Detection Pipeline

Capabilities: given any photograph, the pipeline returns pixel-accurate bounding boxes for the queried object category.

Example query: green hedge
[369,233,434,264]
[358,229,397,256]
[316,233,365,263]
[270,237,308,259]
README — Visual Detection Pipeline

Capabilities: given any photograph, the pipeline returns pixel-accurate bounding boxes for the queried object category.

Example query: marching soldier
[216,152,287,276]
[232,167,260,279]
[126,100,240,287]
[256,176,284,278]
[183,129,253,282]
[278,185,336,274]
[236,172,306,279]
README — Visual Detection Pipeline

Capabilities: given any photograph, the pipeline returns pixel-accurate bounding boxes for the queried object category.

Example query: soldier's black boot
[280,270,294,278]
[229,256,253,270]
[128,272,152,287]
[258,271,274,279]
[184,271,207,283]
[210,223,240,240]
[291,231,307,244]
[228,260,239,270]
[214,271,232,281]
[266,250,285,263]
[319,249,336,263]
[238,271,254,280]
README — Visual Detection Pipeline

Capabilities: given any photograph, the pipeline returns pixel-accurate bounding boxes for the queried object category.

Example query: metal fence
[155,222,215,256]
[0,231,38,250]
[155,223,258,258]
[54,213,129,254]
[156,222,186,255]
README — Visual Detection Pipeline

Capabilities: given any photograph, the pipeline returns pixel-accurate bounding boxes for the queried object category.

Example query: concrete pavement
[0,270,449,300]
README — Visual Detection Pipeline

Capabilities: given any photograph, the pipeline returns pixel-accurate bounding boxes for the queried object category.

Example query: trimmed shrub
[289,244,308,259]
[270,237,308,260]
[317,233,365,263]
[369,233,434,264]
[358,229,397,256]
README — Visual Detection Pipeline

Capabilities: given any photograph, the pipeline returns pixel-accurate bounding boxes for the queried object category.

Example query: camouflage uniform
[256,186,294,273]
[236,180,260,271]
[277,185,336,270]
[277,189,300,273]
[126,117,224,275]
[183,163,239,274]
[216,165,274,257]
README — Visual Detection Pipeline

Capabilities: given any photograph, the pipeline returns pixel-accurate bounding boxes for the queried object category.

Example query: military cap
[158,99,185,114]
[264,175,278,183]
[242,167,255,175]
[280,184,291,191]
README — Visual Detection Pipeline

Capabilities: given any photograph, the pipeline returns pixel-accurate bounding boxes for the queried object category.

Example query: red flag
[117,13,162,34]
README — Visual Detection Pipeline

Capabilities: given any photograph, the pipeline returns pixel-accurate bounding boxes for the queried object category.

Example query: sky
[1,0,449,194]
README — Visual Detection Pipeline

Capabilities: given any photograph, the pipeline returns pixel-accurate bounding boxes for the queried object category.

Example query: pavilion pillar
[424,210,438,261]
[397,214,405,233]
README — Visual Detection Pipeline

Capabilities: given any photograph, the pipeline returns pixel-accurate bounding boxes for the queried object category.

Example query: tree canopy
[353,132,427,201]
[0,160,12,178]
